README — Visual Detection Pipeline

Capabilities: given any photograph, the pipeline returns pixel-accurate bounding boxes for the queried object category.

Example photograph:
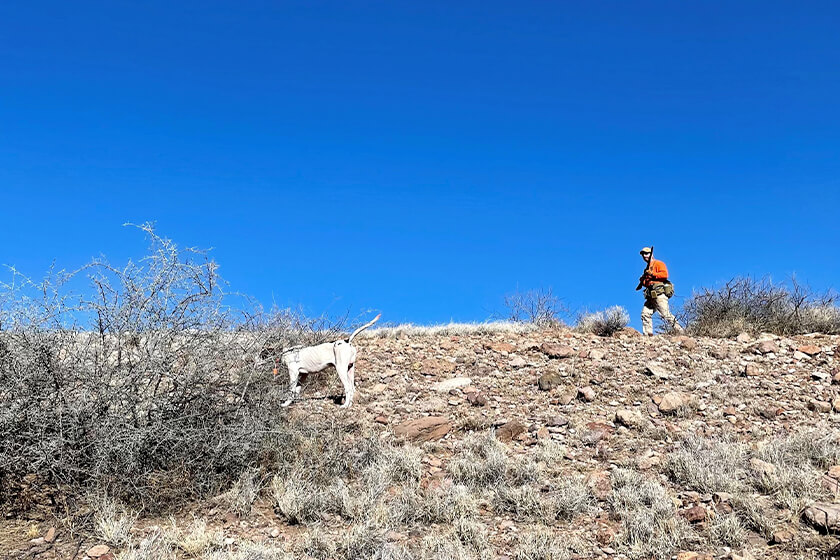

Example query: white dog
[280,314,381,408]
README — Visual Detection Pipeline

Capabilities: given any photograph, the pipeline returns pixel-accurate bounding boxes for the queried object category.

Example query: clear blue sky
[1,2,838,327]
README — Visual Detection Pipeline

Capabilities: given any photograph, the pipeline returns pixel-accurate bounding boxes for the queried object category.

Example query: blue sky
[1,1,838,327]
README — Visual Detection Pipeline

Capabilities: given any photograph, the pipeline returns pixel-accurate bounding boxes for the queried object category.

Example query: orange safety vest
[641,259,669,287]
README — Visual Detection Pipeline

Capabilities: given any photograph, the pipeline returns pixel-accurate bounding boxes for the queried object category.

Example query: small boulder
[540,343,576,359]
[803,503,840,532]
[798,344,822,356]
[509,356,527,368]
[86,545,111,559]
[808,400,833,413]
[394,416,452,442]
[432,377,472,392]
[643,362,670,379]
[753,340,779,355]
[578,386,596,402]
[496,420,527,443]
[538,371,563,391]
[743,363,760,377]
[658,392,689,414]
[466,392,488,407]
[615,408,644,428]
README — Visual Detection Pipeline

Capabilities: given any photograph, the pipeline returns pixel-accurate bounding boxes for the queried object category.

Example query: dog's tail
[347,313,382,344]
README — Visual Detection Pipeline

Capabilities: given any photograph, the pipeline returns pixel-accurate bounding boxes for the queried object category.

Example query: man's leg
[641,300,655,335]
[656,295,684,333]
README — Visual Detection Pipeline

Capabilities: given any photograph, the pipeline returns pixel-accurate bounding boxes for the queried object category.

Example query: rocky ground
[4,326,840,560]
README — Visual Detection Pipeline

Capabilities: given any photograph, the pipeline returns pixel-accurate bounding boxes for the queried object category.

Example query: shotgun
[635,245,654,291]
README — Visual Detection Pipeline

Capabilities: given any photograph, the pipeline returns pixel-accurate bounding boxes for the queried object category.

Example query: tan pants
[642,294,683,335]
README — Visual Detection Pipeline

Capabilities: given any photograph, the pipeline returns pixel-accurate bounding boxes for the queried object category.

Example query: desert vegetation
[2,230,840,560]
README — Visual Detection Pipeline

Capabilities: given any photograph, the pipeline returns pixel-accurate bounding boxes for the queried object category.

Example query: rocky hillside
[6,326,840,560]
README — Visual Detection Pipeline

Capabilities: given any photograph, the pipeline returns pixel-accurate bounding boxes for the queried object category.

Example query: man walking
[637,247,683,336]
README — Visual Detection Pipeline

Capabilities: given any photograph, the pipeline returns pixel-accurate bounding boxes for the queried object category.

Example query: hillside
[4,326,840,560]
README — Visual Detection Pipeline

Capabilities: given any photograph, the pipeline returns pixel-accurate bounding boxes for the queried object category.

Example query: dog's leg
[282,364,301,407]
[334,344,354,408]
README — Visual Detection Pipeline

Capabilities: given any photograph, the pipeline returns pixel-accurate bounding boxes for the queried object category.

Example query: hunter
[637,247,683,336]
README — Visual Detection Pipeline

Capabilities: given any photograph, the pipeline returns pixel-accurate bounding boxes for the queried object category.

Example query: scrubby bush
[575,306,630,336]
[504,288,565,327]
[0,224,350,511]
[681,277,840,337]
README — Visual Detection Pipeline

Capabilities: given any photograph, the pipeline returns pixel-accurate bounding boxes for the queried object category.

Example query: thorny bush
[0,224,343,512]
[681,277,840,337]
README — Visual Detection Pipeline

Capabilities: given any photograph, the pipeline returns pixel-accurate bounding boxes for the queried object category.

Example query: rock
[833,396,840,412]
[808,400,832,413]
[743,363,760,376]
[680,505,707,523]
[658,392,689,414]
[676,552,713,560]
[418,358,457,375]
[86,545,111,558]
[723,406,737,416]
[394,417,451,442]
[803,502,840,532]
[466,392,488,407]
[798,344,822,356]
[793,351,810,361]
[580,422,613,446]
[812,371,829,381]
[578,386,596,402]
[509,356,527,368]
[758,405,781,419]
[615,408,644,428]
[590,349,606,361]
[496,420,527,443]
[753,340,778,355]
[540,343,576,359]
[557,391,576,405]
[585,470,612,500]
[44,528,56,543]
[771,528,796,543]
[546,415,569,427]
[375,415,388,424]
[538,372,563,391]
[833,370,840,385]
[432,377,472,392]
[643,362,670,379]
[269,528,281,538]
[736,332,752,343]
[829,465,840,479]
[821,474,840,495]
[485,342,515,353]
[678,336,698,350]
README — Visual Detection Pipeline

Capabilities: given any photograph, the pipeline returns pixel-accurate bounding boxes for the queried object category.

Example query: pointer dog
[280,314,381,408]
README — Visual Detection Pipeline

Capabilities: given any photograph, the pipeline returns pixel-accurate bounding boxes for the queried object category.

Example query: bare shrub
[504,288,565,328]
[575,306,630,337]
[681,277,840,337]
[609,469,692,560]
[0,224,296,510]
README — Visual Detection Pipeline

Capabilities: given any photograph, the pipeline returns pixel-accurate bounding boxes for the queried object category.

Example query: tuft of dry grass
[514,530,572,560]
[609,469,693,560]
[94,496,138,547]
[575,306,630,337]
[664,435,750,494]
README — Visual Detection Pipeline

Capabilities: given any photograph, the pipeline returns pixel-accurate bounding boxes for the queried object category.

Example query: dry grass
[362,321,537,339]
[514,530,572,560]
[664,435,750,494]
[609,469,693,560]
[575,306,630,337]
